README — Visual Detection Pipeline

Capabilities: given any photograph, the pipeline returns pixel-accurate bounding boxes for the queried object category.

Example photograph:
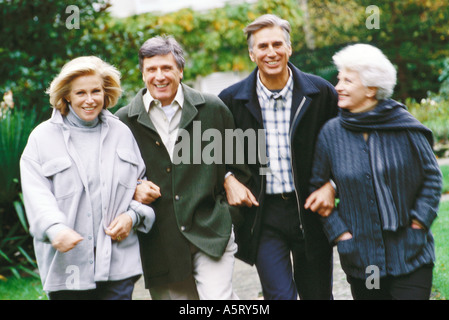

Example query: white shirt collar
[143,83,184,112]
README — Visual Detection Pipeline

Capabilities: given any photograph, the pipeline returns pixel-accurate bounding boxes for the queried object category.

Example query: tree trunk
[299,0,315,50]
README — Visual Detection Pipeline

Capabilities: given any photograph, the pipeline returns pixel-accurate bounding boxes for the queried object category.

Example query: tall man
[116,36,252,299]
[219,14,338,300]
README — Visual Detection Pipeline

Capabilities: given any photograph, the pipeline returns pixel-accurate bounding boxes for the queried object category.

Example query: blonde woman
[20,56,155,299]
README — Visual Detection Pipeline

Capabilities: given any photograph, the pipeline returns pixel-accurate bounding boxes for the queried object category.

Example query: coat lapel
[288,63,320,131]
[178,84,200,130]
[127,88,158,133]
[235,69,264,126]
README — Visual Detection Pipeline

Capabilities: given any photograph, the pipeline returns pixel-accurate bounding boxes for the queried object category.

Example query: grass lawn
[432,200,449,300]
[441,165,449,194]
[0,276,47,300]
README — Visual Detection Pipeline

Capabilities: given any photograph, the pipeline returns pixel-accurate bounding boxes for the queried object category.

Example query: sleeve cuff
[129,200,155,233]
[45,224,70,243]
[320,210,349,244]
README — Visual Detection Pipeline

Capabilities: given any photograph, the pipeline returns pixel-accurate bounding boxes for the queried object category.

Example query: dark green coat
[115,84,251,288]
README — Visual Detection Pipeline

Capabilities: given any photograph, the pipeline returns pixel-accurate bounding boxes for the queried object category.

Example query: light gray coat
[20,109,155,292]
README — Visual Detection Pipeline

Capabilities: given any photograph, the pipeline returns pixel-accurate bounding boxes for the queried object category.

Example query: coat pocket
[404,227,428,263]
[337,237,364,272]
[41,157,79,199]
[116,148,139,188]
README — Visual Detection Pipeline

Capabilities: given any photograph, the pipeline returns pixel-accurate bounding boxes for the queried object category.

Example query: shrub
[0,91,40,278]
[407,95,449,157]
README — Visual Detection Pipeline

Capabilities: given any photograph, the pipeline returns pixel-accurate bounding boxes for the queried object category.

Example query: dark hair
[138,35,185,72]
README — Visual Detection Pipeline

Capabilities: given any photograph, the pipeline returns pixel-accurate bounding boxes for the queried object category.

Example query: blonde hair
[332,44,397,100]
[47,56,122,115]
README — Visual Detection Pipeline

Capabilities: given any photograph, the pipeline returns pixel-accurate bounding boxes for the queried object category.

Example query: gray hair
[332,43,397,100]
[138,35,186,72]
[244,14,291,52]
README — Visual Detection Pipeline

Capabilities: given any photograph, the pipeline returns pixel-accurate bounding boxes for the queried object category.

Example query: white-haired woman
[306,44,442,299]
[20,56,155,299]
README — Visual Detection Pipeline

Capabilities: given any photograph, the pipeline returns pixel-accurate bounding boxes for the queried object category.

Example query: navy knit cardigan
[310,100,443,280]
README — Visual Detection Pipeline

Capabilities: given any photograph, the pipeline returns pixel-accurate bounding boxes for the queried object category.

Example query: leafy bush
[0,93,40,278]
[438,58,449,100]
[407,95,449,157]
[0,100,39,205]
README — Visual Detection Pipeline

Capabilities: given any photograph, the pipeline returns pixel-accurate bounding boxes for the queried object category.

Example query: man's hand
[304,181,336,217]
[105,214,133,242]
[133,180,161,205]
[224,174,259,207]
[52,229,84,253]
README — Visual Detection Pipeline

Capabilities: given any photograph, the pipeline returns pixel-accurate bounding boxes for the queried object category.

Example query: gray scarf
[340,99,433,230]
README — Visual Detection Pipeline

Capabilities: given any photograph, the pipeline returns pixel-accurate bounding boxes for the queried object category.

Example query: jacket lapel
[289,63,320,131]
[236,69,264,126]
[178,84,200,130]
[128,88,158,133]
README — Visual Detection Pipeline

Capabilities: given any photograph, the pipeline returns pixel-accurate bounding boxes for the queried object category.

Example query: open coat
[218,63,339,265]
[115,84,251,288]
[20,109,154,292]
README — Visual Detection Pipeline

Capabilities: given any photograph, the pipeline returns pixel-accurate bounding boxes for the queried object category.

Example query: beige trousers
[149,230,239,300]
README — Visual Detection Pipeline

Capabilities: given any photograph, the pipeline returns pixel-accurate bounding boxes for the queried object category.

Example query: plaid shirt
[256,70,295,194]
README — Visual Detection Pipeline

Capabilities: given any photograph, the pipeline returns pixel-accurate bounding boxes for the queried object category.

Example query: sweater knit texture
[310,99,442,279]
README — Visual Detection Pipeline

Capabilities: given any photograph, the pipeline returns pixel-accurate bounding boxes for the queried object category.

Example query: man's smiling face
[249,26,292,82]
[142,53,183,106]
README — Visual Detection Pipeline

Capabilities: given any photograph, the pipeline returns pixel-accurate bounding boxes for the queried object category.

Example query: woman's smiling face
[335,68,377,113]
[66,73,104,121]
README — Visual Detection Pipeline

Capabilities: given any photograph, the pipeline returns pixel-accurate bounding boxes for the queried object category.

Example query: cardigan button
[175,195,180,201]
[166,167,171,173]
[180,226,186,231]
[156,141,161,146]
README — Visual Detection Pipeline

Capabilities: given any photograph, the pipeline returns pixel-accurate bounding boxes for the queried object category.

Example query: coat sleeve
[408,131,442,229]
[123,133,155,233]
[309,126,350,243]
[219,98,253,188]
[20,134,69,242]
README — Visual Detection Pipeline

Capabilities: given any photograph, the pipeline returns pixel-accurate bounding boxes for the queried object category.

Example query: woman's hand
[52,229,84,253]
[336,232,353,242]
[411,219,426,230]
[105,214,133,242]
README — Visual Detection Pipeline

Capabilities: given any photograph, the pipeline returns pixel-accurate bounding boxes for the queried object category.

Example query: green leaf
[13,199,28,233]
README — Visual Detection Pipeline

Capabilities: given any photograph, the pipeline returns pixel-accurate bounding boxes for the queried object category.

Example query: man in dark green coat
[115,35,253,299]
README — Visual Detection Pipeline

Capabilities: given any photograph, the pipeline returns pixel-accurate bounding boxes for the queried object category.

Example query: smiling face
[66,73,104,122]
[141,53,183,106]
[249,26,292,89]
[335,68,378,113]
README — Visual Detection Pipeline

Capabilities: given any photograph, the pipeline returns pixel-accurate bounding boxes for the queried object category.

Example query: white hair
[332,44,397,100]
